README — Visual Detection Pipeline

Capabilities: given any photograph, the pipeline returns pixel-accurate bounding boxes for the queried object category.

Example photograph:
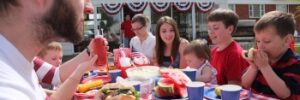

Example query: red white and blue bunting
[102,3,123,15]
[127,2,148,12]
[195,2,215,13]
[173,2,192,12]
[150,2,171,13]
[100,2,215,15]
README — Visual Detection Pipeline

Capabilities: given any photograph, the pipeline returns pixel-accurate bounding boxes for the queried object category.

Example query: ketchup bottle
[93,29,107,66]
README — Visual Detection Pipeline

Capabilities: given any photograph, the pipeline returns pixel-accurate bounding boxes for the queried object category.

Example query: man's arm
[59,49,90,82]
[50,55,98,100]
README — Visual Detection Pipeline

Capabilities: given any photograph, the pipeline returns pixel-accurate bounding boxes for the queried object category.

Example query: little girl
[183,39,217,84]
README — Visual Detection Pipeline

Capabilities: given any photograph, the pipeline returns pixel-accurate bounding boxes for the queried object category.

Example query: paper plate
[81,75,111,84]
[204,87,250,100]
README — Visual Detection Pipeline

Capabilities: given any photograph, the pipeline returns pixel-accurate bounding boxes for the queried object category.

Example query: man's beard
[35,0,83,45]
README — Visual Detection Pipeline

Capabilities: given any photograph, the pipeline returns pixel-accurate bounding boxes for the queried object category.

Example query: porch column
[192,3,196,40]
[93,5,98,31]
[143,4,152,27]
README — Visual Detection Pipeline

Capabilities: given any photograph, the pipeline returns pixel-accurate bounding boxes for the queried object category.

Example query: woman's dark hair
[155,16,181,65]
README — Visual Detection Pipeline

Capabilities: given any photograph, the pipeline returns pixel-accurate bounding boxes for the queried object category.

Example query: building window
[249,4,265,18]
[276,4,287,12]
[228,4,235,11]
[172,9,193,40]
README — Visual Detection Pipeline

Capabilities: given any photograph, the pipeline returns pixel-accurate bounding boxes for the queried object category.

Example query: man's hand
[77,55,98,73]
[88,38,109,56]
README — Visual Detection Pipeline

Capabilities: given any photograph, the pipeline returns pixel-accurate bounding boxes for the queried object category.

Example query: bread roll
[242,48,256,60]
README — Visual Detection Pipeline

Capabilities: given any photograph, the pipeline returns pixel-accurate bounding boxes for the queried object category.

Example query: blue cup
[187,82,205,100]
[220,85,242,100]
[152,76,160,86]
[182,68,197,81]
[131,81,141,92]
[109,69,121,83]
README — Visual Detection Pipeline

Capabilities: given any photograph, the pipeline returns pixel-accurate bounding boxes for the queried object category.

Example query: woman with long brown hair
[153,16,189,69]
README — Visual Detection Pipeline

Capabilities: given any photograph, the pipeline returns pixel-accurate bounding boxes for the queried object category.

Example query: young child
[37,41,63,67]
[36,41,63,90]
[242,11,300,99]
[183,39,217,84]
[207,8,249,85]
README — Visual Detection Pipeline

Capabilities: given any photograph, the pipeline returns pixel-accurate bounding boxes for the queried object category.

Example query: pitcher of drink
[93,29,107,66]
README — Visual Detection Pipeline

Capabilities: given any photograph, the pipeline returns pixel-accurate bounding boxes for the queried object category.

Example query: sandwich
[242,48,257,60]
[98,83,139,100]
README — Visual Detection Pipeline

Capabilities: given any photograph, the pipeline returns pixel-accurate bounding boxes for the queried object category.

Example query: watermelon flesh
[155,69,191,98]
[155,78,174,97]
[174,84,188,97]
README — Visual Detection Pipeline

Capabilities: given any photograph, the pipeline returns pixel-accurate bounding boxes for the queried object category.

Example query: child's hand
[245,59,258,70]
[77,55,98,73]
[242,48,258,69]
[253,50,270,69]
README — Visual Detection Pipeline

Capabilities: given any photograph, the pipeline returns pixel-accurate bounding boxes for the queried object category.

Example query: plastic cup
[131,81,141,92]
[187,82,205,100]
[109,69,121,83]
[220,84,242,100]
[182,68,197,81]
[140,78,154,99]
[152,76,160,86]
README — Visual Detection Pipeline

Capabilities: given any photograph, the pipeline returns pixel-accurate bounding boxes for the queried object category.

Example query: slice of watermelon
[166,70,191,86]
[174,84,188,98]
[159,68,170,78]
[155,78,175,97]
[158,69,191,98]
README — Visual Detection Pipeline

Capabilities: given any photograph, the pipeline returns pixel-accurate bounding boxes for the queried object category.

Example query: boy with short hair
[37,41,63,67]
[207,8,249,85]
[242,11,300,99]
[35,41,63,91]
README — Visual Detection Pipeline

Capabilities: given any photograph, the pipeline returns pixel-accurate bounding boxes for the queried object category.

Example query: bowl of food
[126,66,160,81]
